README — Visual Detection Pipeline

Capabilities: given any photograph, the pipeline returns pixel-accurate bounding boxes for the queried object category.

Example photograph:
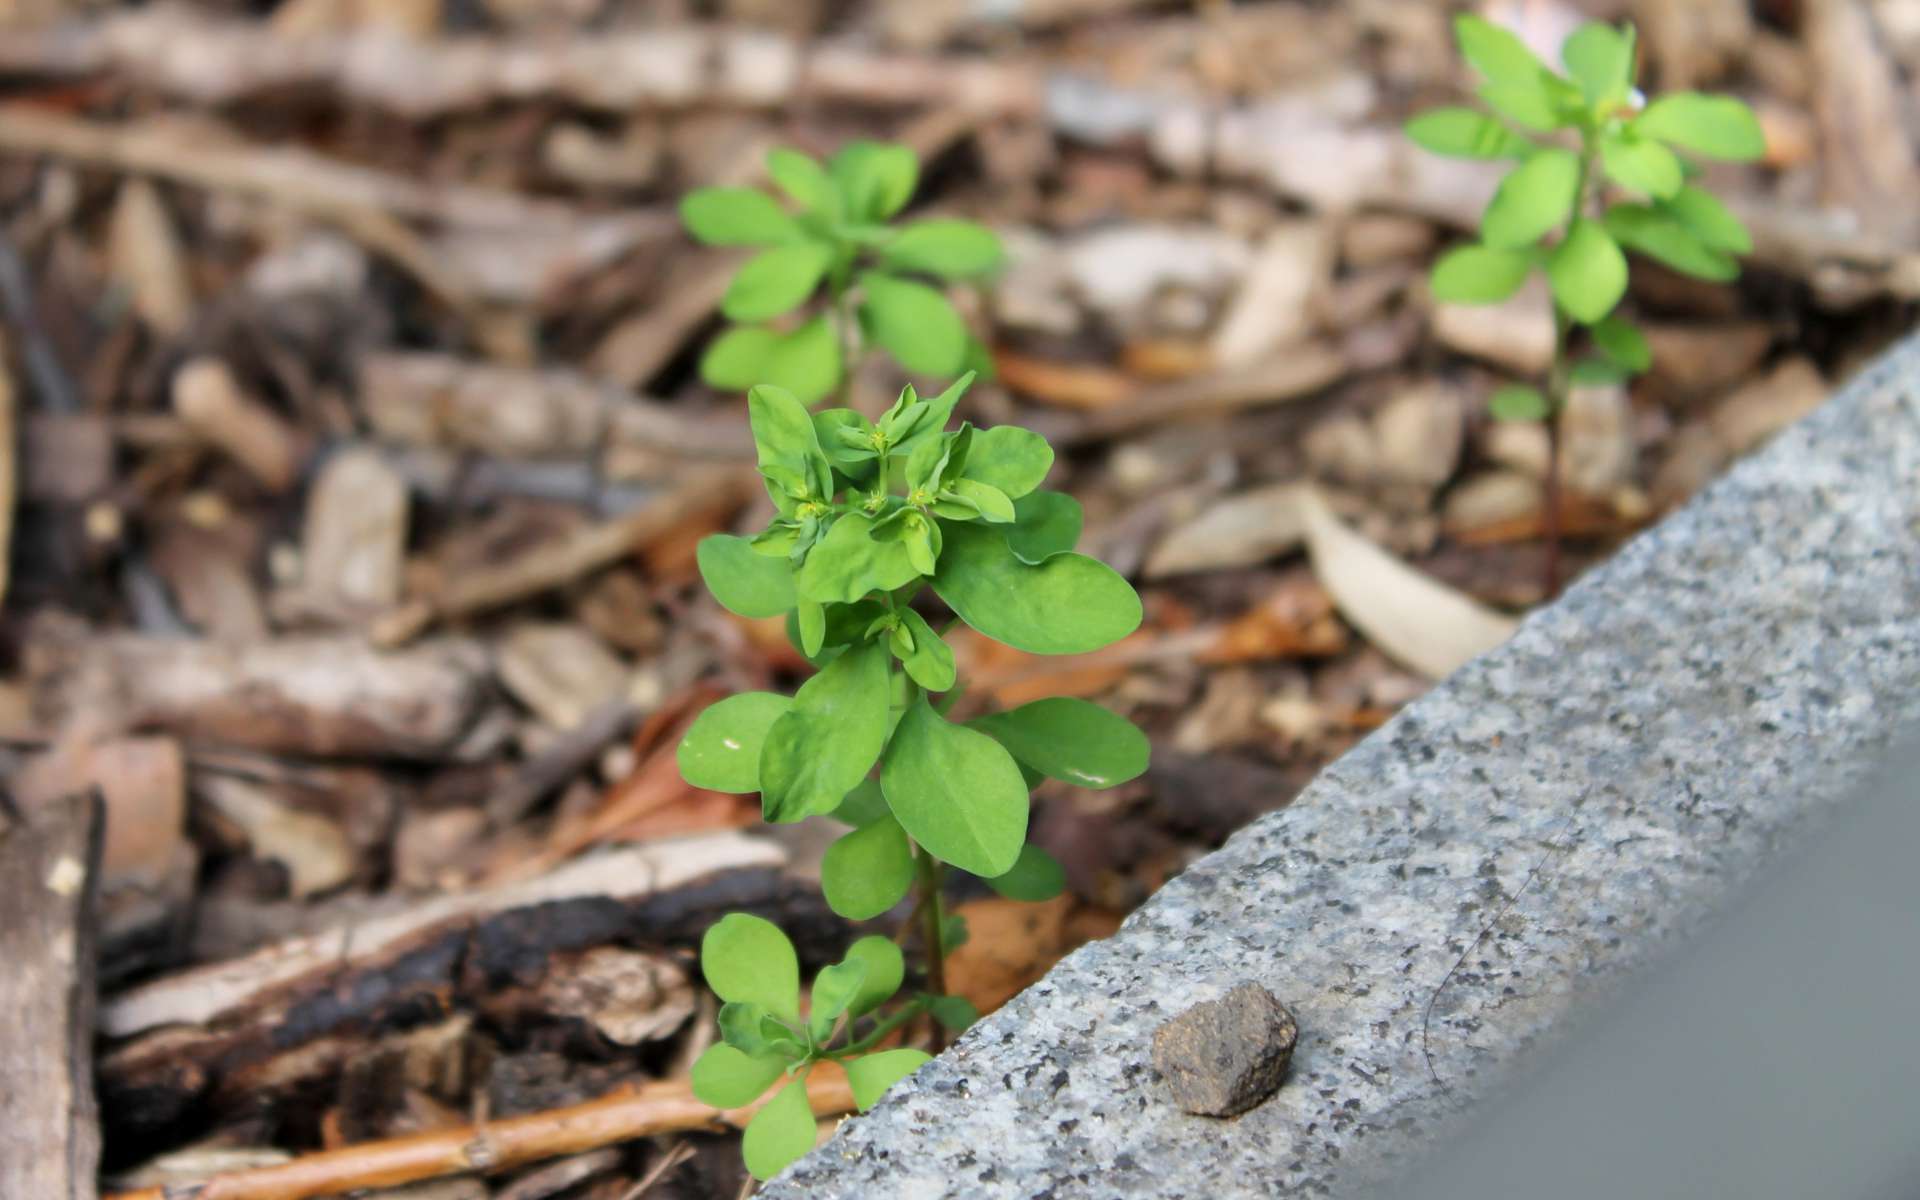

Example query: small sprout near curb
[1408,16,1762,596]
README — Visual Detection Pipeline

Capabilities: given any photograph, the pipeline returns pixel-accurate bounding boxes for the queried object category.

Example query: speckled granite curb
[765,334,1920,1199]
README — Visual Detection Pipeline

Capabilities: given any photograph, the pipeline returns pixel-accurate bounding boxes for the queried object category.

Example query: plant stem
[913,844,949,1052]
[1541,143,1601,601]
[837,997,932,1057]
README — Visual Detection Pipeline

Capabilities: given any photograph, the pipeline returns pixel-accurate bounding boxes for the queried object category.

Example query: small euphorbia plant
[680,142,1003,405]
[678,376,1148,1179]
[1408,16,1762,594]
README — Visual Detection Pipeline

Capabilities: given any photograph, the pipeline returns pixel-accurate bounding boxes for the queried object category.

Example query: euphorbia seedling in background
[1408,16,1762,594]
[677,376,1149,1179]
[680,141,1003,405]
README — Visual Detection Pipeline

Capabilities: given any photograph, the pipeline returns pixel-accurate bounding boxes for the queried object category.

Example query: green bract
[1409,16,1756,559]
[680,142,1004,404]
[678,365,1150,1180]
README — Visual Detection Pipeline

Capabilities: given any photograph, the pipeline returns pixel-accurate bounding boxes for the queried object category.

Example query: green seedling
[680,142,1003,405]
[679,375,1149,1179]
[1408,16,1762,594]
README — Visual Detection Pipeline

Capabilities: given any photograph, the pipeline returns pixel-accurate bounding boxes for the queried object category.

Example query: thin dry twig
[102,1073,856,1200]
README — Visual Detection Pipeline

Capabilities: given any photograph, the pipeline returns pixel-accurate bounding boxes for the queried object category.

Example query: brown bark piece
[0,792,105,1200]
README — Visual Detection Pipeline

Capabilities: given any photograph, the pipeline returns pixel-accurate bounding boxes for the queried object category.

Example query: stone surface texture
[1151,983,1298,1117]
[765,335,1920,1199]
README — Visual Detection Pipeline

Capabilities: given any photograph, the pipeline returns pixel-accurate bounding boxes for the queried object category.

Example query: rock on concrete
[764,334,1920,1199]
[1151,983,1298,1117]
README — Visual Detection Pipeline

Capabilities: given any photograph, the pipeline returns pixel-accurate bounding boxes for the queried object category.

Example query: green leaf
[1547,218,1628,323]
[894,608,956,692]
[749,383,832,509]
[1005,490,1082,564]
[985,843,1066,901]
[679,692,793,793]
[1605,203,1738,281]
[820,816,914,920]
[691,1044,787,1109]
[1592,314,1651,371]
[1454,14,1551,83]
[681,187,799,247]
[969,697,1149,788]
[859,273,968,376]
[1663,185,1752,254]
[1480,148,1580,249]
[1634,92,1765,161]
[881,219,1003,278]
[831,141,918,222]
[882,696,1028,877]
[928,994,978,1030]
[943,478,1014,523]
[1561,22,1633,105]
[697,534,796,618]
[795,600,826,658]
[762,317,842,407]
[844,935,904,1015]
[759,639,890,823]
[1488,384,1549,421]
[1429,244,1533,305]
[1600,131,1683,199]
[700,325,779,390]
[741,1079,814,1181]
[1478,78,1565,132]
[702,913,800,1021]
[961,425,1052,499]
[813,407,878,470]
[723,242,833,322]
[932,521,1141,656]
[887,372,974,457]
[766,148,836,214]
[1404,108,1533,159]
[847,1049,932,1112]
[808,958,869,1041]
[795,511,923,604]
[832,778,890,828]
[718,1002,799,1058]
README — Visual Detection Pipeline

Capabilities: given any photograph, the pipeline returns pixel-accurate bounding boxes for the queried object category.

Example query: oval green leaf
[1600,131,1683,199]
[1454,14,1550,83]
[1488,384,1549,422]
[1634,92,1765,161]
[831,141,918,222]
[1480,148,1580,249]
[741,1079,814,1181]
[931,521,1141,656]
[882,219,1003,278]
[969,697,1149,788]
[766,147,836,214]
[858,272,968,376]
[1006,490,1082,564]
[820,816,915,920]
[723,242,832,322]
[691,1044,787,1109]
[1561,21,1633,104]
[680,187,798,247]
[1604,203,1738,282]
[1548,219,1628,323]
[700,325,779,390]
[843,935,904,1015]
[697,533,796,618]
[1404,108,1532,159]
[807,958,869,1041]
[1662,185,1752,255]
[1591,314,1651,372]
[1429,244,1533,305]
[847,1049,932,1112]
[962,425,1053,499]
[679,692,793,793]
[763,317,843,407]
[894,607,956,692]
[881,696,1028,878]
[759,639,890,823]
[701,913,800,1021]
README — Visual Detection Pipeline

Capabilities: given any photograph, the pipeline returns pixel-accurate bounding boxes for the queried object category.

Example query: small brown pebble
[1151,982,1297,1116]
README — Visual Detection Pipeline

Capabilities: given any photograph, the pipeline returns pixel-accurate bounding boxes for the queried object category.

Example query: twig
[102,1073,856,1200]
[0,334,14,609]
[372,466,759,646]
[617,1142,697,1200]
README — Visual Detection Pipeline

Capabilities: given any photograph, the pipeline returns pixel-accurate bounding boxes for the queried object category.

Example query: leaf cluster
[680,375,1147,887]
[681,142,1003,404]
[690,914,976,1179]
[1409,18,1760,417]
